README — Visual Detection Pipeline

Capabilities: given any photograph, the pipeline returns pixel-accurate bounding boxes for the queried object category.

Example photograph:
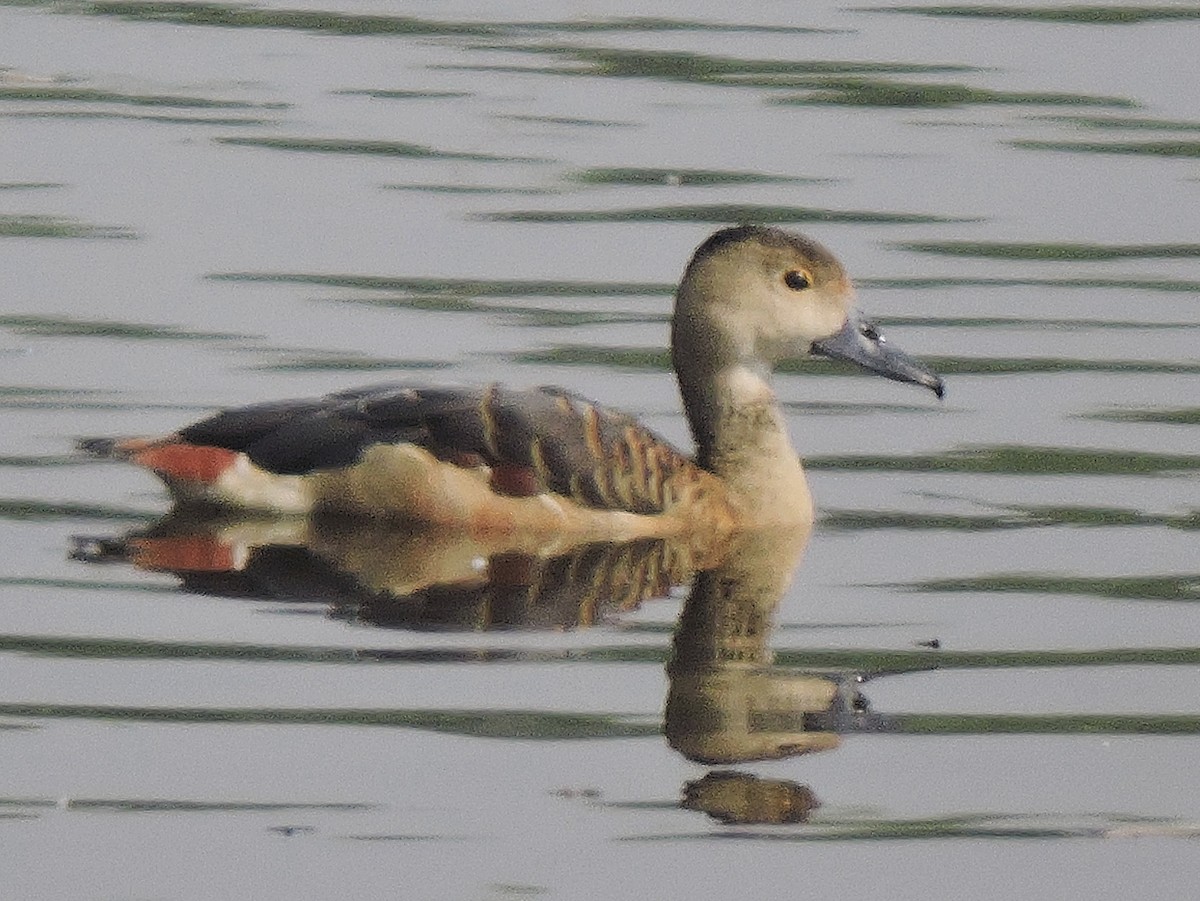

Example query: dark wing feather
[178,383,696,513]
[178,398,336,454]
[176,386,447,475]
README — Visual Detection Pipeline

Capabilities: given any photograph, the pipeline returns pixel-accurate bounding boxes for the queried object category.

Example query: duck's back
[152,383,705,517]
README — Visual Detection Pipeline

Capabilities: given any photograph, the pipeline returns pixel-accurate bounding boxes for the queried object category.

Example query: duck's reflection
[73,512,698,630]
[72,510,868,813]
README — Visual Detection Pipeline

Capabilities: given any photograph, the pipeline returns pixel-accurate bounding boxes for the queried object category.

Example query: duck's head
[672,225,944,398]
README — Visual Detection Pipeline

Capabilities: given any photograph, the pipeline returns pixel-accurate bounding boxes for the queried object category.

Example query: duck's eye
[783,270,811,291]
[861,321,883,343]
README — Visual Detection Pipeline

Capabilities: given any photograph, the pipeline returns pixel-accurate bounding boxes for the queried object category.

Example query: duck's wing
[175,384,429,474]
[178,383,699,514]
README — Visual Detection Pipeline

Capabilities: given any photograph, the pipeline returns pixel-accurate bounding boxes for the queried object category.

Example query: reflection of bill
[666,667,846,764]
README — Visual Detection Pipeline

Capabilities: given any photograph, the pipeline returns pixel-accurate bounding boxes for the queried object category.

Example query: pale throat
[722,360,776,409]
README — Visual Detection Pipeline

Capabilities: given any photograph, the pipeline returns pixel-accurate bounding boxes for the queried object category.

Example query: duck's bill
[810,311,944,398]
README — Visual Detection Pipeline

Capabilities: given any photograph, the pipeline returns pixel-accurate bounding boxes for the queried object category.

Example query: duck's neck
[675,356,813,525]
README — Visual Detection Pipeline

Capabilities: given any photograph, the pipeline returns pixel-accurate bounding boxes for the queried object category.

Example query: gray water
[4,2,1200,898]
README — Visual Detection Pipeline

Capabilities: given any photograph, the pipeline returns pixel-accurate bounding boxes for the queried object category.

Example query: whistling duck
[82,226,943,544]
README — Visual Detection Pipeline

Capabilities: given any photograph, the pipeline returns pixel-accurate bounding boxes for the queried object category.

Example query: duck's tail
[77,435,134,459]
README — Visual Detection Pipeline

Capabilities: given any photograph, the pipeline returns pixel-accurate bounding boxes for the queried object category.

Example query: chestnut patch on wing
[131,443,238,484]
[490,463,541,497]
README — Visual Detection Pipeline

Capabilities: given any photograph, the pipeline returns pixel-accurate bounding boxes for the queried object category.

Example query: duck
[82,225,943,552]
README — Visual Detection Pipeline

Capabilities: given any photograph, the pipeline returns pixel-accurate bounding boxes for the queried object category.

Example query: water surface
[3,2,1200,899]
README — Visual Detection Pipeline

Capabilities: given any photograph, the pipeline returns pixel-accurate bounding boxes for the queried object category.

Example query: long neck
[673,336,813,525]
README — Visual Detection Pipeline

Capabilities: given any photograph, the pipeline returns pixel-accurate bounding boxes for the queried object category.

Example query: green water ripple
[211,272,674,296]
[634,812,1200,842]
[568,167,829,186]
[0,215,136,240]
[859,275,1200,292]
[1087,407,1200,425]
[0,701,658,739]
[864,5,1200,25]
[889,572,1200,602]
[1013,139,1200,158]
[0,499,158,522]
[821,503,1200,532]
[773,78,1135,108]
[808,445,1200,476]
[442,48,974,86]
[250,354,452,373]
[895,240,1200,261]
[0,315,248,341]
[1028,114,1200,132]
[0,83,281,109]
[63,1,837,36]
[329,293,666,327]
[0,796,371,813]
[333,88,473,100]
[216,136,545,163]
[2,109,274,126]
[482,204,970,224]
